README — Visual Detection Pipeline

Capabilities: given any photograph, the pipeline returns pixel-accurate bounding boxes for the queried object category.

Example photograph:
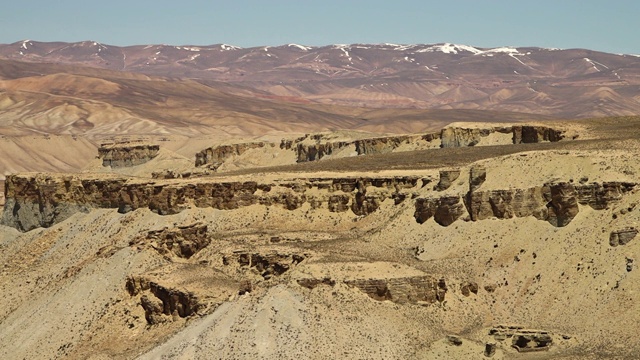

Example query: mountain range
[2,40,640,118]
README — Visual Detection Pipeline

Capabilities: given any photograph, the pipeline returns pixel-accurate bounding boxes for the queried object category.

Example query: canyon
[2,41,640,359]
[2,117,640,359]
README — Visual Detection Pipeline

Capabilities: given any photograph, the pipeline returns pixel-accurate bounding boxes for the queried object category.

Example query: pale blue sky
[1,0,638,54]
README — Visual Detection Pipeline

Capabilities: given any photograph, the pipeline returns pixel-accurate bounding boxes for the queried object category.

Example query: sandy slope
[1,144,640,359]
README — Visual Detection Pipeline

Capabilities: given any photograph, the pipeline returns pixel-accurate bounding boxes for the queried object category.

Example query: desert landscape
[1,40,640,360]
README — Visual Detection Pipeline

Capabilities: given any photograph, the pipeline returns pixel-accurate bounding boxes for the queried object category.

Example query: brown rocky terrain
[1,115,640,359]
[3,40,640,359]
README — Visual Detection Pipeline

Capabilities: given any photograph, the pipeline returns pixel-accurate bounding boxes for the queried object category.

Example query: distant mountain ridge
[1,40,640,117]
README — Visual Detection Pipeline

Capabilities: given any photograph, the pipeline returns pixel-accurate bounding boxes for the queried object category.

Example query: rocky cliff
[98,142,160,168]
[192,125,566,170]
[1,173,422,232]
[440,125,565,148]
[280,132,441,163]
[415,166,635,227]
[195,142,270,167]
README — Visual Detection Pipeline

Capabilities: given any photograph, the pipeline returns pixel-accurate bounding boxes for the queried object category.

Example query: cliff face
[191,125,565,170]
[195,142,269,167]
[281,132,441,163]
[440,125,565,148]
[98,142,160,168]
[1,173,421,232]
[416,165,635,228]
[4,166,630,232]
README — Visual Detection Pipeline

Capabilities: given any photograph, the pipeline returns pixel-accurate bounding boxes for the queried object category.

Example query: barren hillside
[1,116,640,359]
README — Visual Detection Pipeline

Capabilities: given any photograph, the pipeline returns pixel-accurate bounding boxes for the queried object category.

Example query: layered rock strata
[440,125,565,148]
[130,223,209,259]
[194,125,566,168]
[126,276,201,325]
[195,142,269,167]
[222,252,307,280]
[344,276,447,304]
[1,173,421,232]
[489,325,554,353]
[98,142,160,168]
[416,166,635,227]
[281,133,441,163]
[609,228,638,247]
[434,169,461,191]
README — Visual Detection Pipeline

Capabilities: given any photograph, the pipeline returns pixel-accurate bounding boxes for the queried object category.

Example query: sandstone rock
[610,227,638,247]
[127,276,201,325]
[440,125,565,148]
[98,142,159,168]
[195,142,269,167]
[460,282,479,296]
[345,276,445,304]
[130,223,209,259]
[575,182,635,210]
[414,196,466,226]
[512,126,564,144]
[446,335,463,346]
[434,169,461,191]
[484,342,496,357]
[223,252,306,279]
[2,174,421,231]
[512,333,553,352]
[297,278,336,289]
[295,141,350,162]
[545,182,579,227]
[489,325,553,353]
[145,282,200,324]
[434,196,466,226]
[469,165,486,192]
[466,187,547,221]
[484,283,497,293]
[441,127,490,147]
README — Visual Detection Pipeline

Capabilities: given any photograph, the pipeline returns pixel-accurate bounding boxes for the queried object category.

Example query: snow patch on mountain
[584,58,602,72]
[414,43,528,56]
[220,44,241,51]
[287,44,312,51]
[333,44,352,63]
[21,40,32,50]
[176,46,201,52]
[480,47,523,56]
[416,43,481,54]
[393,44,417,51]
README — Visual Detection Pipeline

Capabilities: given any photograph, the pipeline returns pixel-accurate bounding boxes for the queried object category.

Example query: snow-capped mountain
[1,40,640,118]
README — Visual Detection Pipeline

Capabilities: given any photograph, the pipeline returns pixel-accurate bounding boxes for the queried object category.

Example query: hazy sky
[1,0,638,54]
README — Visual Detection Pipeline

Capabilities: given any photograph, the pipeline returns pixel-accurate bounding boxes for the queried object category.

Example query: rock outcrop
[610,227,638,247]
[546,182,579,227]
[130,223,209,259]
[280,132,440,163]
[440,127,498,147]
[126,276,201,325]
[434,169,461,191]
[195,142,270,167]
[512,126,564,144]
[469,165,486,192]
[466,181,635,225]
[414,196,466,226]
[98,142,160,168]
[344,276,447,304]
[222,252,306,280]
[1,173,421,231]
[489,325,553,353]
[440,125,565,148]
[417,166,635,227]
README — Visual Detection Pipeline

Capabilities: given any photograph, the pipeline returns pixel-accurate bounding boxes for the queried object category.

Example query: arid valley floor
[1,43,640,359]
